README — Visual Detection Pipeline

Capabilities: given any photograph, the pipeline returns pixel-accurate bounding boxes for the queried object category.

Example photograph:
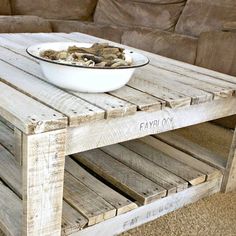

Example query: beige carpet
[1,192,235,236]
[121,192,236,236]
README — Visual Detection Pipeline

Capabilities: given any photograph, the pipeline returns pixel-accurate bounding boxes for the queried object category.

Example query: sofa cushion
[223,21,236,32]
[175,0,236,37]
[0,0,11,15]
[121,29,197,64]
[0,16,52,33]
[10,0,98,20]
[51,20,123,43]
[195,31,236,76]
[94,0,186,32]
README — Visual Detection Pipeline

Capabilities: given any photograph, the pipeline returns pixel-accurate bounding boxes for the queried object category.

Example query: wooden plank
[0,120,14,154]
[140,65,235,100]
[62,202,88,235]
[13,128,22,165]
[101,144,188,193]
[156,132,226,171]
[65,157,137,215]
[0,35,31,59]
[66,97,236,154]
[222,127,236,192]
[22,129,66,236]
[73,149,167,204]
[0,145,22,197]
[150,63,236,91]
[149,55,236,87]
[0,180,22,236]
[75,176,222,236]
[12,33,160,116]
[121,140,206,186]
[0,81,67,134]
[110,85,164,111]
[0,144,88,234]
[0,45,137,120]
[0,58,105,127]
[64,171,116,226]
[128,76,191,109]
[135,68,213,105]
[140,136,221,181]
[0,116,14,130]
[71,91,137,119]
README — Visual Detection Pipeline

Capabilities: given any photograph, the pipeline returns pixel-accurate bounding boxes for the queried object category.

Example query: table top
[0,32,236,135]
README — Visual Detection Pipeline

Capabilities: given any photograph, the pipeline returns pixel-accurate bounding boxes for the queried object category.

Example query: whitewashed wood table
[0,32,236,236]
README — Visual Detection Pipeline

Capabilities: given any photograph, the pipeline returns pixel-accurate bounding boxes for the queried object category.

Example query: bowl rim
[26,42,150,70]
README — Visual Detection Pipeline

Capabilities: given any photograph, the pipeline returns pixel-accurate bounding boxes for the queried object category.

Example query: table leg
[22,129,66,235]
[222,127,236,192]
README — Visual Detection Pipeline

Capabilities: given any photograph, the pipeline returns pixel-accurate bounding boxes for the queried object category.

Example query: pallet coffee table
[0,32,235,236]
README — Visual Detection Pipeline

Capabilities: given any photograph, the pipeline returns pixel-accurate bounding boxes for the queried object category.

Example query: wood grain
[101,144,188,193]
[0,58,105,127]
[3,33,164,116]
[0,81,67,134]
[67,97,236,154]
[62,202,88,235]
[75,176,222,236]
[140,136,221,181]
[0,180,22,236]
[128,76,191,108]
[0,121,14,154]
[22,129,66,235]
[66,157,137,215]
[64,171,116,226]
[73,149,167,204]
[121,140,206,186]
[0,144,89,234]
[134,68,213,105]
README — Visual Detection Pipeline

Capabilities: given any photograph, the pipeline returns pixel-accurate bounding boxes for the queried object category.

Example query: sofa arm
[222,21,236,32]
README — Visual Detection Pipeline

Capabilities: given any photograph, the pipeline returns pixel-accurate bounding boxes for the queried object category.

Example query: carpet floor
[121,192,236,236]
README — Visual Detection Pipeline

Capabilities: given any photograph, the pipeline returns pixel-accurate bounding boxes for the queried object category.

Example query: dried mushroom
[40,43,132,68]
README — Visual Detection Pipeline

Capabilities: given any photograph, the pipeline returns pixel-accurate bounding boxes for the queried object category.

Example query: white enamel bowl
[26,42,149,93]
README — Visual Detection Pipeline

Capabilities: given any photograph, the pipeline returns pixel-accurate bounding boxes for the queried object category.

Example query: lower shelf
[0,134,223,236]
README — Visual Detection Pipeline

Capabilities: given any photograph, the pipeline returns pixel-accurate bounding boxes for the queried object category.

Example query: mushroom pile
[40,43,132,68]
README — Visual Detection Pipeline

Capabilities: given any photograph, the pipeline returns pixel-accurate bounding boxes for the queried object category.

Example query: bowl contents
[40,43,133,68]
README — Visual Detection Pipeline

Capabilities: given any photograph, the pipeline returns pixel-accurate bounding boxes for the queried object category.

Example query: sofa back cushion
[94,0,186,32]
[122,29,197,64]
[175,0,236,37]
[0,0,11,14]
[51,20,123,43]
[0,16,52,33]
[195,31,236,76]
[10,0,98,20]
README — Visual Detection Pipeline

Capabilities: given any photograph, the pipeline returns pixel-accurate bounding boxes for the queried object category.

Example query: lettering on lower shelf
[139,117,174,132]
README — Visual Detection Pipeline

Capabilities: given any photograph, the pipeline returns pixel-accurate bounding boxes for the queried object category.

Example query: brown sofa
[0,0,236,128]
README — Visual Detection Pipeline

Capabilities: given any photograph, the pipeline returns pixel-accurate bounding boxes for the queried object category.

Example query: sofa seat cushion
[121,28,197,64]
[10,0,98,20]
[50,20,123,43]
[0,0,11,14]
[0,16,52,33]
[94,0,186,31]
[175,0,236,37]
[195,31,236,76]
